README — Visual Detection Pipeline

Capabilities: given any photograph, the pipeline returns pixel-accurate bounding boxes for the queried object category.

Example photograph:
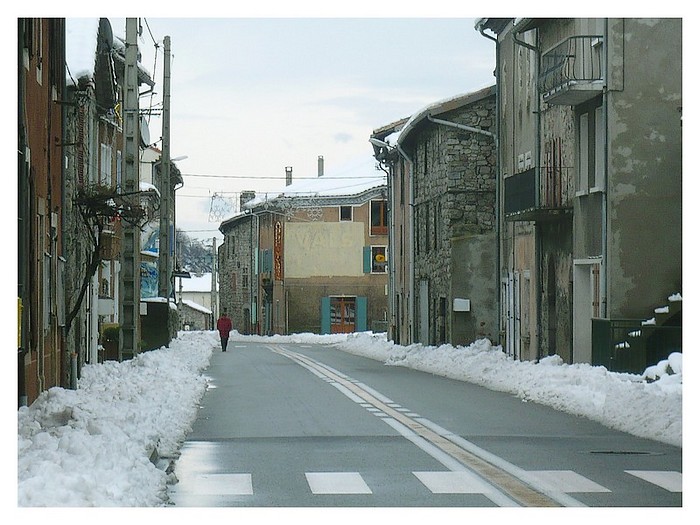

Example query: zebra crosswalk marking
[305,472,373,494]
[625,470,682,492]
[527,471,611,493]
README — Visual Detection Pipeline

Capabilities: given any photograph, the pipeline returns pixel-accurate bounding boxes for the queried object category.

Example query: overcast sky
[105,15,497,241]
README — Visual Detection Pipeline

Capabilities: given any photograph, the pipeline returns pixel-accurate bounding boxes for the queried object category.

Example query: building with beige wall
[219,161,389,335]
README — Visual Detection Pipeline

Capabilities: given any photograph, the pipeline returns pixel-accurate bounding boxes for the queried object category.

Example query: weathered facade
[219,207,257,335]
[18,18,66,405]
[371,87,498,346]
[476,18,682,368]
[18,18,158,406]
[219,166,389,336]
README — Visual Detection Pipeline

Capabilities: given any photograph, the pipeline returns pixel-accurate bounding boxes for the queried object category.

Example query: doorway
[330,297,356,333]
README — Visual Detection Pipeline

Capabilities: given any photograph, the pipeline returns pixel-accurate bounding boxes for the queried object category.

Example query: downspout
[476,20,502,346]
[512,22,543,360]
[395,143,415,343]
[601,19,610,319]
[375,160,393,340]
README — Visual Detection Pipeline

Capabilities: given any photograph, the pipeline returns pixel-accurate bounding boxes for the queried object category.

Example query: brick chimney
[285,166,293,186]
[318,155,324,177]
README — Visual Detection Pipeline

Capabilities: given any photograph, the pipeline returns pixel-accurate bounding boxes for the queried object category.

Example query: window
[363,246,388,273]
[370,200,388,235]
[242,267,249,289]
[100,144,111,186]
[371,246,388,273]
[116,151,122,189]
[340,205,352,221]
[577,99,605,193]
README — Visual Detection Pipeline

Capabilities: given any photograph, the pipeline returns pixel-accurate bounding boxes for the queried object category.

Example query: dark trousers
[221,335,229,351]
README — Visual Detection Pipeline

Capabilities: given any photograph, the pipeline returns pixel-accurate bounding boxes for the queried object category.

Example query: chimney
[285,166,293,186]
[240,190,256,210]
[318,155,324,177]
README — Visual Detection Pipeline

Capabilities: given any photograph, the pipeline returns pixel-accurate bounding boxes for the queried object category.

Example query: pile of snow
[17,331,217,507]
[17,329,681,507]
[334,332,682,448]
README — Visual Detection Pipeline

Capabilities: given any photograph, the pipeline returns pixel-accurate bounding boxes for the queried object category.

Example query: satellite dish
[140,117,151,148]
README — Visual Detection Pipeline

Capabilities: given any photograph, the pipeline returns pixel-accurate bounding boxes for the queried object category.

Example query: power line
[181,173,385,180]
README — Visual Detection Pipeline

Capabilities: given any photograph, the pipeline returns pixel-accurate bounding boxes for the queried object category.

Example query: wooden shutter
[356,297,367,332]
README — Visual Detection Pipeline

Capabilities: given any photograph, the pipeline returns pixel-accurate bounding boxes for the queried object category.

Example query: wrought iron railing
[539,35,604,95]
[591,319,682,374]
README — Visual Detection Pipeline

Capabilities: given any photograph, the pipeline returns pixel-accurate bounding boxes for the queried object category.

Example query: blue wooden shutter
[320,297,331,334]
[356,297,367,332]
[363,246,371,273]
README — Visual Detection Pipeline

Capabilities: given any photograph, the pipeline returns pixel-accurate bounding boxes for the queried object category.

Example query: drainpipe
[395,143,415,343]
[601,19,609,320]
[375,160,393,340]
[511,22,544,360]
[370,137,399,341]
[476,19,502,346]
[426,115,496,139]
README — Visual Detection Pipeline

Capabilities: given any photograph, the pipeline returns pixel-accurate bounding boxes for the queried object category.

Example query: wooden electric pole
[158,36,172,299]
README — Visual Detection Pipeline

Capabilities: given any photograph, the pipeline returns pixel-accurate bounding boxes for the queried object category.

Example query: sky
[15,329,683,512]
[104,14,497,242]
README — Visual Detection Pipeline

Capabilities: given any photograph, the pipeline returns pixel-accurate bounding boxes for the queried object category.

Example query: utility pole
[119,18,141,361]
[158,36,172,299]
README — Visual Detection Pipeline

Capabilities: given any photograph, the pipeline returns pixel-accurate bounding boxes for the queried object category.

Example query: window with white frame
[339,205,353,221]
[577,98,605,193]
[100,143,111,186]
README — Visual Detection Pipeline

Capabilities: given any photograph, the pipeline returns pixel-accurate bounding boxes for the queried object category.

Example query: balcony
[539,35,604,106]
[504,166,573,222]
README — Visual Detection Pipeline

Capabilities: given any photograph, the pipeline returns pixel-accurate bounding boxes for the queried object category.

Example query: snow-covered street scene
[17,12,686,518]
[17,330,682,508]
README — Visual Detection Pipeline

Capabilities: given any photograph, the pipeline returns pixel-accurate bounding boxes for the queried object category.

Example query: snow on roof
[244,164,386,210]
[397,85,496,145]
[180,299,212,315]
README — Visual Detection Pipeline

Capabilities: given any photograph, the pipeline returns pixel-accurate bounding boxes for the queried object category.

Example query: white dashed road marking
[625,470,682,492]
[305,472,373,494]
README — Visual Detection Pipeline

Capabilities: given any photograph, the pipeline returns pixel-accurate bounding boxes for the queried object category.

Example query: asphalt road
[167,340,682,507]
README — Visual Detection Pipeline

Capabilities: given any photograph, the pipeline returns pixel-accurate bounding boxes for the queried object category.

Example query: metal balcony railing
[539,35,604,105]
[504,166,573,221]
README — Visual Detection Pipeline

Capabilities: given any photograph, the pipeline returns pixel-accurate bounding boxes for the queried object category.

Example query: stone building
[219,164,389,336]
[371,86,498,346]
[476,18,681,370]
[218,206,257,334]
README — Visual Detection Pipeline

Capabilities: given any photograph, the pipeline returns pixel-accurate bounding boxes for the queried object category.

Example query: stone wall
[219,215,256,334]
[410,93,497,345]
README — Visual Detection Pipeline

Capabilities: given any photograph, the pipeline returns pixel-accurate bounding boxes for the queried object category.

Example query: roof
[240,164,387,214]
[397,85,497,145]
[180,300,212,315]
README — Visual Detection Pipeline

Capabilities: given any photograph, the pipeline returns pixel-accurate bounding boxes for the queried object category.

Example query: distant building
[176,272,217,325]
[179,300,213,331]
[219,159,389,335]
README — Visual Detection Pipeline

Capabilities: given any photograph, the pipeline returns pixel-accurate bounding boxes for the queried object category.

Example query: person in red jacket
[216,309,233,352]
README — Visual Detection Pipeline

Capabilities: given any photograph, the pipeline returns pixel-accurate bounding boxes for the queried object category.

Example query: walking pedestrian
[216,309,233,352]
